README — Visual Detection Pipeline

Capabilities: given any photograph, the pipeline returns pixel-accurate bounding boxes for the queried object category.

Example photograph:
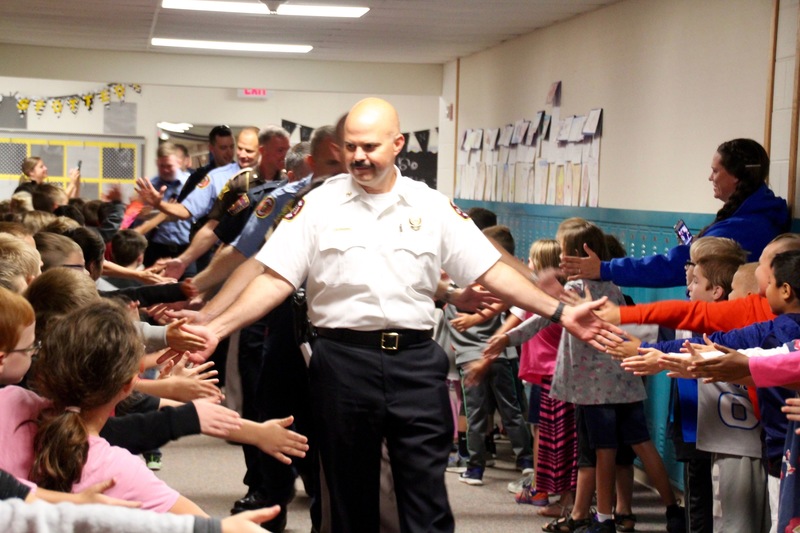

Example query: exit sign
[237,88,269,99]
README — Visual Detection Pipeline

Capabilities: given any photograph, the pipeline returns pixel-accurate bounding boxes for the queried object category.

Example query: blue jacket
[644,313,800,460]
[600,184,789,288]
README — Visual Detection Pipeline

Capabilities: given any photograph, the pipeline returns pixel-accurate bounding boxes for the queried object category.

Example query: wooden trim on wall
[764,0,779,156]
[453,58,460,194]
[789,2,800,214]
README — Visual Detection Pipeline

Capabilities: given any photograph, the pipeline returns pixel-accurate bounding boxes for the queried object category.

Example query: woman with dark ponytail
[561,138,789,288]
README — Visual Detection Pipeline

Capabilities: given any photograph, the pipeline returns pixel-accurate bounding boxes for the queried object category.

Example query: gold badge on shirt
[409,217,422,231]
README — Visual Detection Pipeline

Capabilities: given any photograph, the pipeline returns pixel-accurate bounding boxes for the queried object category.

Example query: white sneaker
[445,454,468,473]
[507,473,532,494]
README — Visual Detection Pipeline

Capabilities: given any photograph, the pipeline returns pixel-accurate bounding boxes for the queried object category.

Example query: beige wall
[454,0,774,214]
[0,45,441,177]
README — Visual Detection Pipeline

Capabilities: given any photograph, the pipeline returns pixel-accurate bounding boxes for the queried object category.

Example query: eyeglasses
[8,340,41,358]
[684,261,695,271]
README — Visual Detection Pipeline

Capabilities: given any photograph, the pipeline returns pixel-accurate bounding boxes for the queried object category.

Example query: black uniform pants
[238,298,319,526]
[310,336,455,533]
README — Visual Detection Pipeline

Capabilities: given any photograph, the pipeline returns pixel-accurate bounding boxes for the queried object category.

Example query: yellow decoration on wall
[9,82,142,118]
[16,97,30,117]
[34,99,47,116]
[51,98,64,117]
[99,88,111,107]
[82,93,95,111]
[67,96,81,114]
[112,84,126,101]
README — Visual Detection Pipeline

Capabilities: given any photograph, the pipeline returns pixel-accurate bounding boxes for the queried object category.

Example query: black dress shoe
[231,491,288,532]
[231,490,270,514]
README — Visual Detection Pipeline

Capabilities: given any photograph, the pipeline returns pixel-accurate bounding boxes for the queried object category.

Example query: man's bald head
[343,98,405,193]
[346,98,401,138]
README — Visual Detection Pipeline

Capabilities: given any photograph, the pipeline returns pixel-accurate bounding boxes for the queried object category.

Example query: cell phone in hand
[673,219,693,246]
[77,160,82,172]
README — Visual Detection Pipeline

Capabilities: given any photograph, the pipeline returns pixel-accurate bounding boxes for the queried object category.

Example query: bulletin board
[0,131,145,201]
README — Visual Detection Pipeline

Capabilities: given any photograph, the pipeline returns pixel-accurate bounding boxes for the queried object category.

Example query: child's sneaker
[516,488,549,506]
[144,453,162,471]
[458,466,484,486]
[516,456,534,475]
[506,473,532,494]
[445,453,468,473]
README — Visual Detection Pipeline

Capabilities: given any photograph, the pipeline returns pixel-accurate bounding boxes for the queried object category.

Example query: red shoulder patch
[450,201,470,220]
[255,196,275,219]
[283,199,305,221]
[197,175,211,189]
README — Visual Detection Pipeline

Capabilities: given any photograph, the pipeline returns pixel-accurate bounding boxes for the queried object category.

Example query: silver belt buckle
[381,332,399,351]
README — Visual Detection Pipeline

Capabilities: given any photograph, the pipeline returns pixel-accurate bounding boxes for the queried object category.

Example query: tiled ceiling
[0,0,619,64]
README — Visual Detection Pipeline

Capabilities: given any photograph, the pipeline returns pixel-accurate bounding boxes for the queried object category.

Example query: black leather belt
[315,327,433,351]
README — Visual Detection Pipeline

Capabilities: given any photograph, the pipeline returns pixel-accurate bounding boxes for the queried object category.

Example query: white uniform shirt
[255,169,500,331]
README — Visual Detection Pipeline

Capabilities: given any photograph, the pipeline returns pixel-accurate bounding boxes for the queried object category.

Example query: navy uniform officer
[157,127,288,280]
[177,98,619,533]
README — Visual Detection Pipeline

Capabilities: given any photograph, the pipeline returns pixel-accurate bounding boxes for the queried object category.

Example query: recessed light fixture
[161,0,369,18]
[151,38,312,53]
[157,121,194,133]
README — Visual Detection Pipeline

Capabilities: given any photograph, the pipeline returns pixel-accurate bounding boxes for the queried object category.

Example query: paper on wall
[587,157,599,207]
[572,163,582,206]
[512,119,529,145]
[563,164,573,206]
[546,164,557,204]
[535,159,549,204]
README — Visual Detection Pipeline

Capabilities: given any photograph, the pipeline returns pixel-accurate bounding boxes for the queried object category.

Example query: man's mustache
[350,161,374,170]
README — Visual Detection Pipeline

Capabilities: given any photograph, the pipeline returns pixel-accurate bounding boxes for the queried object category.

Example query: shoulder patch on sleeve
[255,196,275,219]
[227,194,251,215]
[197,175,211,189]
[450,200,470,220]
[217,183,231,201]
[283,199,305,221]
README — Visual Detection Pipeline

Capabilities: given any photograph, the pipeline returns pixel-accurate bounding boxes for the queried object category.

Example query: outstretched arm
[173,268,295,363]
[161,220,221,280]
[478,260,621,351]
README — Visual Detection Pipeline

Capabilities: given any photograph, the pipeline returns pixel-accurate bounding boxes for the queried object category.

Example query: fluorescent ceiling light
[162,0,369,18]
[151,37,312,53]
[157,121,194,133]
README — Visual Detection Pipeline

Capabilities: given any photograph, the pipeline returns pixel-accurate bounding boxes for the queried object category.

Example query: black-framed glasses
[684,261,695,271]
[8,340,41,358]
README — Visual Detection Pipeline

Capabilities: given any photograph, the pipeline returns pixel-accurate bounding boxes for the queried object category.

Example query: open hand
[560,243,602,281]
[620,347,663,376]
[256,416,309,464]
[687,335,750,383]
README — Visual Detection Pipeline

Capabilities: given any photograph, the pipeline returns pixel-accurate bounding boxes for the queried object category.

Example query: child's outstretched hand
[657,343,702,379]
[222,508,283,533]
[686,335,751,383]
[605,332,641,360]
[620,347,663,376]
[255,416,309,464]
[462,357,492,387]
[782,398,800,434]
[166,318,207,353]
[450,312,481,332]
[483,334,509,359]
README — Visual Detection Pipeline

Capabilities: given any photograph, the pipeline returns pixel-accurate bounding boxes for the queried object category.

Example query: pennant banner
[281,120,297,135]
[9,83,142,119]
